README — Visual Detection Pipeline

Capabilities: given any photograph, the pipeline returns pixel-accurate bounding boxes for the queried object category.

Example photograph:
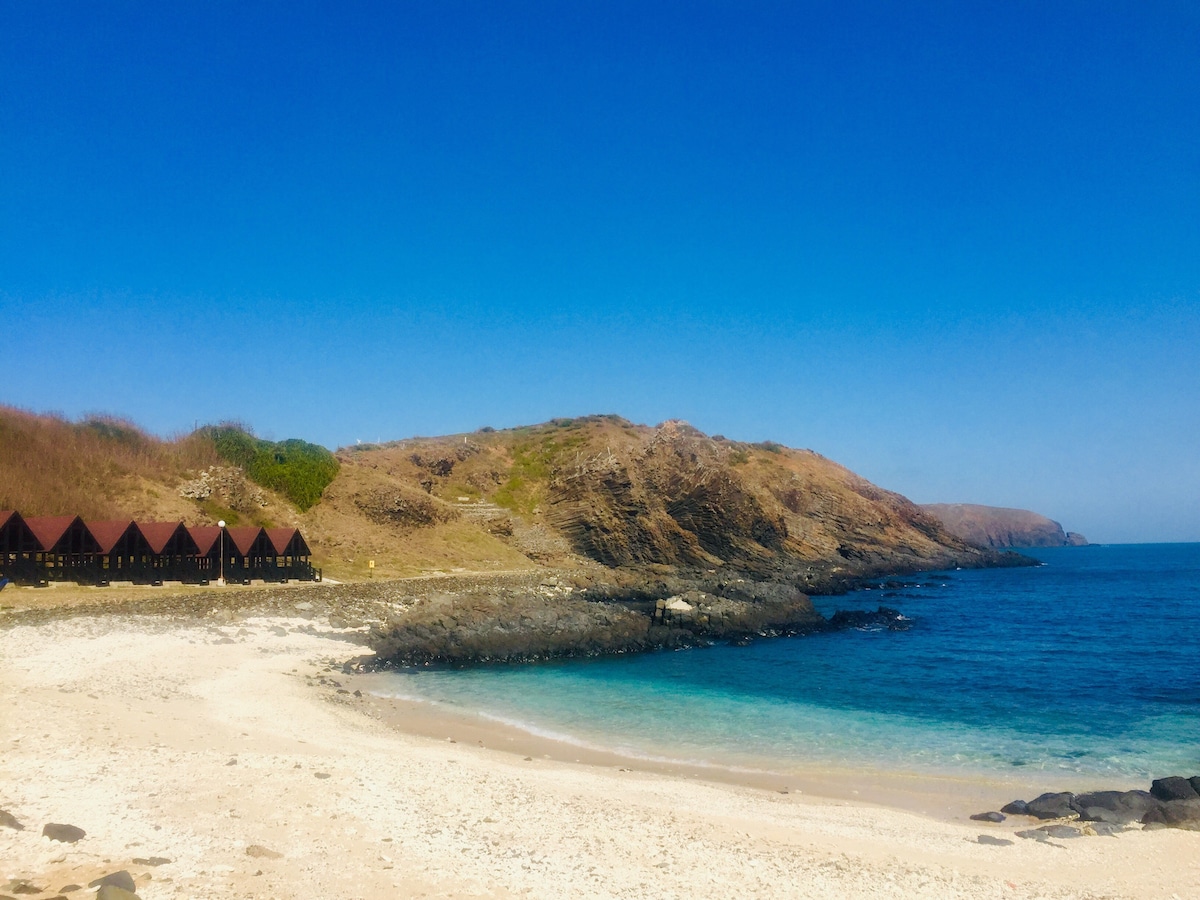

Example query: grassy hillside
[0,406,992,581]
[0,407,219,521]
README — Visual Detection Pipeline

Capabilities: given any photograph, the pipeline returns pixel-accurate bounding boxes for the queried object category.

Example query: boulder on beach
[1149,776,1200,802]
[1073,790,1160,824]
[1025,792,1077,820]
[1141,799,1200,831]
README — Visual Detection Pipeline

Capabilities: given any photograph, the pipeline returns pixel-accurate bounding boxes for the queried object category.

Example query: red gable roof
[24,516,82,552]
[137,521,199,555]
[265,527,292,554]
[266,527,310,556]
[186,525,222,556]
[226,526,265,556]
[0,510,39,553]
[86,520,136,554]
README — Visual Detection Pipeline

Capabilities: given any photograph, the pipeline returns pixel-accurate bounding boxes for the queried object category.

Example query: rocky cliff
[0,405,1028,582]
[331,416,1021,582]
[920,503,1087,549]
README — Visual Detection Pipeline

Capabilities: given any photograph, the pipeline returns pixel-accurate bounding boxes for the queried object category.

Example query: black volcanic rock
[1025,792,1077,820]
[1150,776,1200,802]
[368,582,826,667]
[1072,790,1161,824]
[827,606,910,631]
[1142,799,1200,830]
[998,776,1200,834]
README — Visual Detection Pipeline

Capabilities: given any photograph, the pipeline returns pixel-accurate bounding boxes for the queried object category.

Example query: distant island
[920,503,1087,549]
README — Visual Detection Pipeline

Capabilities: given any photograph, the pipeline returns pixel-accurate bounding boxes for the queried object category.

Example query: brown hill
[322,415,1007,581]
[920,503,1088,549]
[0,406,1014,581]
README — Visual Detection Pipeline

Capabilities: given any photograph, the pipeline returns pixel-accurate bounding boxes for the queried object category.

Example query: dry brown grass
[0,405,219,518]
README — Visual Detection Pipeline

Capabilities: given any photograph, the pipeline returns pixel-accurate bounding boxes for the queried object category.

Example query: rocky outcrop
[920,503,1087,549]
[354,485,459,529]
[369,590,660,665]
[178,466,267,511]
[367,576,831,667]
[995,775,1200,833]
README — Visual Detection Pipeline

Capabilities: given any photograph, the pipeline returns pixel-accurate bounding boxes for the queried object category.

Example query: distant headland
[921,503,1087,549]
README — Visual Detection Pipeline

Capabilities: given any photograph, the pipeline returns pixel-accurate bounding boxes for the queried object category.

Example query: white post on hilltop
[217,520,226,586]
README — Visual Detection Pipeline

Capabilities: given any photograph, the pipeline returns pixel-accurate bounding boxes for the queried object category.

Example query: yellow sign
[368,560,375,569]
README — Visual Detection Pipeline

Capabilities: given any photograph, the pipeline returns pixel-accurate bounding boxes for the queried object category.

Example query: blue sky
[2,2,1197,543]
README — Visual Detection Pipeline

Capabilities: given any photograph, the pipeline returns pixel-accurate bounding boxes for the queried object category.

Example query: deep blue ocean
[376,544,1200,781]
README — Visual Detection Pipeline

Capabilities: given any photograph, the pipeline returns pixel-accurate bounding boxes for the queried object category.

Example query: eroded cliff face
[920,503,1088,549]
[328,416,1010,580]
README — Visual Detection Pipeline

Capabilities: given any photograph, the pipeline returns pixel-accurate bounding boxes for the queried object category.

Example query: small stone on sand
[42,823,86,843]
[88,871,136,892]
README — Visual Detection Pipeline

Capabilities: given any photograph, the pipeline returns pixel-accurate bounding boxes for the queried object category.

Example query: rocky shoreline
[1,551,1033,668]
[965,776,1200,844]
[363,554,1030,667]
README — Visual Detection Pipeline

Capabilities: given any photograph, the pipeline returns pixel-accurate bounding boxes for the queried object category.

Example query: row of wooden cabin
[0,511,317,586]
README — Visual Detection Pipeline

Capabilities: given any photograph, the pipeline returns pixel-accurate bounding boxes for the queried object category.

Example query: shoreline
[2,611,1197,898]
[355,674,1081,824]
[355,672,1147,828]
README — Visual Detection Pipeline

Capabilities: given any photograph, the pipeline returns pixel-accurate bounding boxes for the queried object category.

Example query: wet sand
[356,673,1064,825]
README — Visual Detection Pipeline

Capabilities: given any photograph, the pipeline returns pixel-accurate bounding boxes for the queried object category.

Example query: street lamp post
[217,520,226,586]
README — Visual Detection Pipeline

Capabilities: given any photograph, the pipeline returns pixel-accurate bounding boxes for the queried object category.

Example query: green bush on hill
[201,425,339,512]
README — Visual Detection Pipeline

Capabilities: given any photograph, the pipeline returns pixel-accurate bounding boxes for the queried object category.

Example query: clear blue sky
[2,2,1197,543]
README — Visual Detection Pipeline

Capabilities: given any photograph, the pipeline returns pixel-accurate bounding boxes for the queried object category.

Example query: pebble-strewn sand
[1,614,1197,899]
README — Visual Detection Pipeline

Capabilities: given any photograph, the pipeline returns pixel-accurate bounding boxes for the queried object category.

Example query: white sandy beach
[2,611,1197,899]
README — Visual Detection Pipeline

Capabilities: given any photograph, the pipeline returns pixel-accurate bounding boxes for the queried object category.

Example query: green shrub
[200,424,339,511]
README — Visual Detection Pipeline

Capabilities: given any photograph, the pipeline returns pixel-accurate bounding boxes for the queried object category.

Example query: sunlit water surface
[373,544,1200,780]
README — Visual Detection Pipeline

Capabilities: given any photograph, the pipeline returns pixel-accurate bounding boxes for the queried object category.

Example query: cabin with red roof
[264,527,314,582]
[0,511,40,584]
[137,522,201,581]
[24,515,102,582]
[0,512,317,585]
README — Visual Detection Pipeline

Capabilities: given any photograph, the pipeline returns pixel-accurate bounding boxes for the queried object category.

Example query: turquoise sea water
[374,544,1200,781]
